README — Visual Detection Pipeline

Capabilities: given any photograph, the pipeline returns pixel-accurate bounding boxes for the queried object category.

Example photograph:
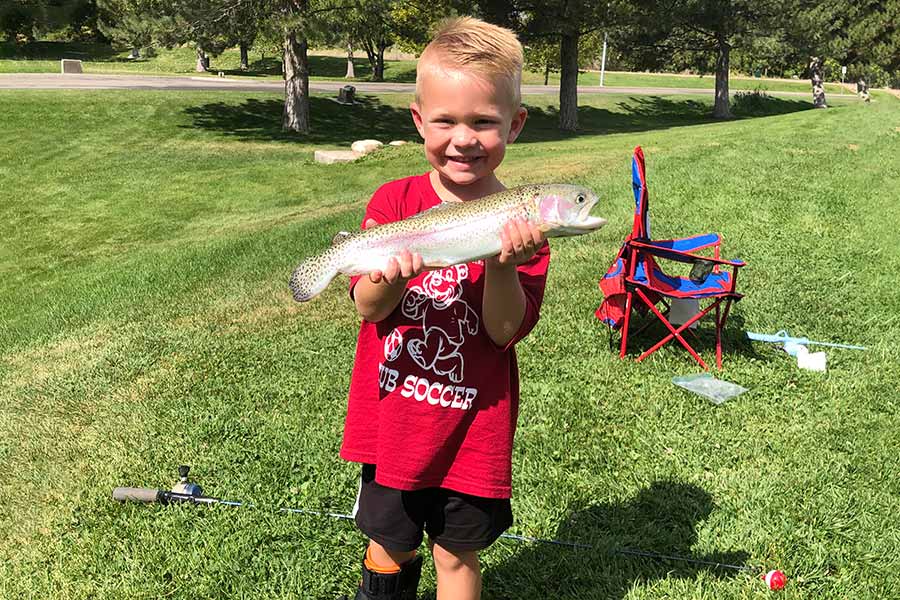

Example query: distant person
[340,16,549,600]
[857,77,871,102]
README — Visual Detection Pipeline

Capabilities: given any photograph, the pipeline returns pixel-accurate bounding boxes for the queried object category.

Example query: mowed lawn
[1,88,899,599]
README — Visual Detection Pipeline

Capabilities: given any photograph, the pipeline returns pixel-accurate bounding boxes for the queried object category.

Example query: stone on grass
[351,139,383,155]
[61,59,83,74]
[388,140,409,147]
[315,150,362,165]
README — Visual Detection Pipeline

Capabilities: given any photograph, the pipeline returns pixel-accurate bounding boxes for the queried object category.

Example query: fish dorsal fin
[407,200,460,220]
[331,231,352,245]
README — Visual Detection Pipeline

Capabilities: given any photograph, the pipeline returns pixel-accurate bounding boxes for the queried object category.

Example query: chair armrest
[629,239,746,267]
[642,233,720,253]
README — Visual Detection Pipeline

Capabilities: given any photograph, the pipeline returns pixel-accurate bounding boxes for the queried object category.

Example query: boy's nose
[452,127,477,146]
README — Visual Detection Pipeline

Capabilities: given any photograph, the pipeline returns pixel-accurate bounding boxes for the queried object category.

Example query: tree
[96,0,155,56]
[2,0,99,42]
[524,38,559,85]
[1,1,44,41]
[516,0,618,131]
[783,0,900,98]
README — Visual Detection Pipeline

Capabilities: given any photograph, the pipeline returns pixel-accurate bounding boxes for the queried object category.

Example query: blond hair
[416,17,524,108]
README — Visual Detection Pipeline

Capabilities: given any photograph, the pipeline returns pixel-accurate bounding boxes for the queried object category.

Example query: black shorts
[353,464,513,553]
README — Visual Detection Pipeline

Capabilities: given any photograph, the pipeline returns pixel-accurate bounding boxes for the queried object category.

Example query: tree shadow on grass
[182,96,420,145]
[182,93,812,147]
[478,481,750,600]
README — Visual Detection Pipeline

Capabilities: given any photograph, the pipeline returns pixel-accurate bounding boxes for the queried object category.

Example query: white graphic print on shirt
[402,265,479,384]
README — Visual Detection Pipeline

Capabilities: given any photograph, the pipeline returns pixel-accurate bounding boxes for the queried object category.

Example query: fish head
[532,184,607,237]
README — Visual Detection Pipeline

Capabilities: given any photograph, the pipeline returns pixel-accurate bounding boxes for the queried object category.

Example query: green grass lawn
[0,40,849,94]
[1,87,899,599]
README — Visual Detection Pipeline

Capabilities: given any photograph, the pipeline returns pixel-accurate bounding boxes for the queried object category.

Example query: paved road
[0,73,814,97]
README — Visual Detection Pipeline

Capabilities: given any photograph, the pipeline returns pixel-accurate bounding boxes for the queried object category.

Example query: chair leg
[716,298,736,370]
[715,302,722,370]
[619,291,634,359]
[635,289,715,370]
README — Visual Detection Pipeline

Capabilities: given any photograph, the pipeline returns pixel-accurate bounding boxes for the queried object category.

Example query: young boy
[342,17,549,600]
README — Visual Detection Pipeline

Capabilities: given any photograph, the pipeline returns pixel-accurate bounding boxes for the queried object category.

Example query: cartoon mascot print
[401,266,479,383]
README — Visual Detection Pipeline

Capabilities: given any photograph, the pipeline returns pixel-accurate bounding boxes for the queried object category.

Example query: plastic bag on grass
[672,373,748,405]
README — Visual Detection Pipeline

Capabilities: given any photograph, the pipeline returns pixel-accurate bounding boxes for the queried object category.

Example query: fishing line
[113,467,758,574]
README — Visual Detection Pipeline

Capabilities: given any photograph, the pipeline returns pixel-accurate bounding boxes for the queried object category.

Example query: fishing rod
[113,466,762,575]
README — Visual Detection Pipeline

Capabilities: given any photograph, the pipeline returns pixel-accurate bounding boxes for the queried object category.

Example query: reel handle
[112,487,163,503]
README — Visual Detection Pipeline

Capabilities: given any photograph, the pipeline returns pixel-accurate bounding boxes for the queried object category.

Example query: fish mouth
[575,198,607,230]
[552,216,607,236]
[579,215,608,230]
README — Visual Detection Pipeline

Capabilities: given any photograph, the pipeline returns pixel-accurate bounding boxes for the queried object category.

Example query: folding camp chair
[596,146,746,370]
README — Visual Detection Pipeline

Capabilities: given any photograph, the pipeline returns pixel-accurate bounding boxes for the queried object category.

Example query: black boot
[352,552,423,600]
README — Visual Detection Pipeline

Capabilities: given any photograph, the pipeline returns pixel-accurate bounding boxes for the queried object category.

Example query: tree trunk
[809,56,827,108]
[195,49,208,72]
[372,39,387,82]
[345,43,355,78]
[544,62,550,86]
[283,30,310,134]
[362,39,376,79]
[559,32,579,131]
[240,42,249,71]
[712,38,731,119]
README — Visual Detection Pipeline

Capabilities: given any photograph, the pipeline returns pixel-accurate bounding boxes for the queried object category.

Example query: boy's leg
[355,541,422,600]
[430,541,481,600]
[367,539,417,568]
[353,464,426,599]
[424,490,513,600]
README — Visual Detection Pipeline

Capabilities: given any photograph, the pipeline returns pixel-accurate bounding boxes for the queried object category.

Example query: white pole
[599,31,608,87]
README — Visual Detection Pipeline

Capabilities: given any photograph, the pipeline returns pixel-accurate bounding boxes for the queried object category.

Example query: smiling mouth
[447,155,483,163]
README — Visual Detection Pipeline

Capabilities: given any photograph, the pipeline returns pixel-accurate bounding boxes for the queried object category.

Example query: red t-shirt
[340,173,550,499]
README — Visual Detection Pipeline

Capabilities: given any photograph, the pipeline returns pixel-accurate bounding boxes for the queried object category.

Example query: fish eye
[576,194,585,204]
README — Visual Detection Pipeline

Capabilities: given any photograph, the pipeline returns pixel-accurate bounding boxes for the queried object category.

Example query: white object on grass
[794,345,827,371]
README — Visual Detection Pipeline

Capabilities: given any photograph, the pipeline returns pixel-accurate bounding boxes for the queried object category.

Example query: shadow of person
[481,480,750,599]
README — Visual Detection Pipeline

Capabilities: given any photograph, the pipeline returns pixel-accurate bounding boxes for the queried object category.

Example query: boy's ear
[506,106,528,144]
[410,102,426,139]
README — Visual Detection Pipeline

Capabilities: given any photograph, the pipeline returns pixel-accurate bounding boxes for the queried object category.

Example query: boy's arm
[482,219,548,348]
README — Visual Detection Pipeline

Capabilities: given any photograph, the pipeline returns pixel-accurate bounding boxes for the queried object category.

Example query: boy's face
[410,67,527,190]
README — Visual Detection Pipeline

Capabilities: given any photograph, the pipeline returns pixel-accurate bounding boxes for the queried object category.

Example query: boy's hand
[363,218,426,285]
[488,218,546,268]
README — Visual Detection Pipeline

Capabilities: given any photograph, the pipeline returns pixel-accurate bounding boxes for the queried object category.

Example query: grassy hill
[1,88,898,599]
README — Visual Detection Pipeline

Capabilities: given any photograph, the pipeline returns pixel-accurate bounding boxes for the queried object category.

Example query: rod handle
[112,487,162,503]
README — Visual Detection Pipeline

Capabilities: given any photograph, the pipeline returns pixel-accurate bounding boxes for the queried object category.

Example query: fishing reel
[171,465,203,497]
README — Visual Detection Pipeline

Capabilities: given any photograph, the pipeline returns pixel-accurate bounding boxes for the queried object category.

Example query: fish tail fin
[289,251,340,302]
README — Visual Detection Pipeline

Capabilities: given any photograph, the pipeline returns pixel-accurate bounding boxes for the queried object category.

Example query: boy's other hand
[364,218,426,285]
[488,218,546,268]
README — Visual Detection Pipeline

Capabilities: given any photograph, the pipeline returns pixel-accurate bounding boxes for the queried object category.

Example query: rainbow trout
[289,184,606,302]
